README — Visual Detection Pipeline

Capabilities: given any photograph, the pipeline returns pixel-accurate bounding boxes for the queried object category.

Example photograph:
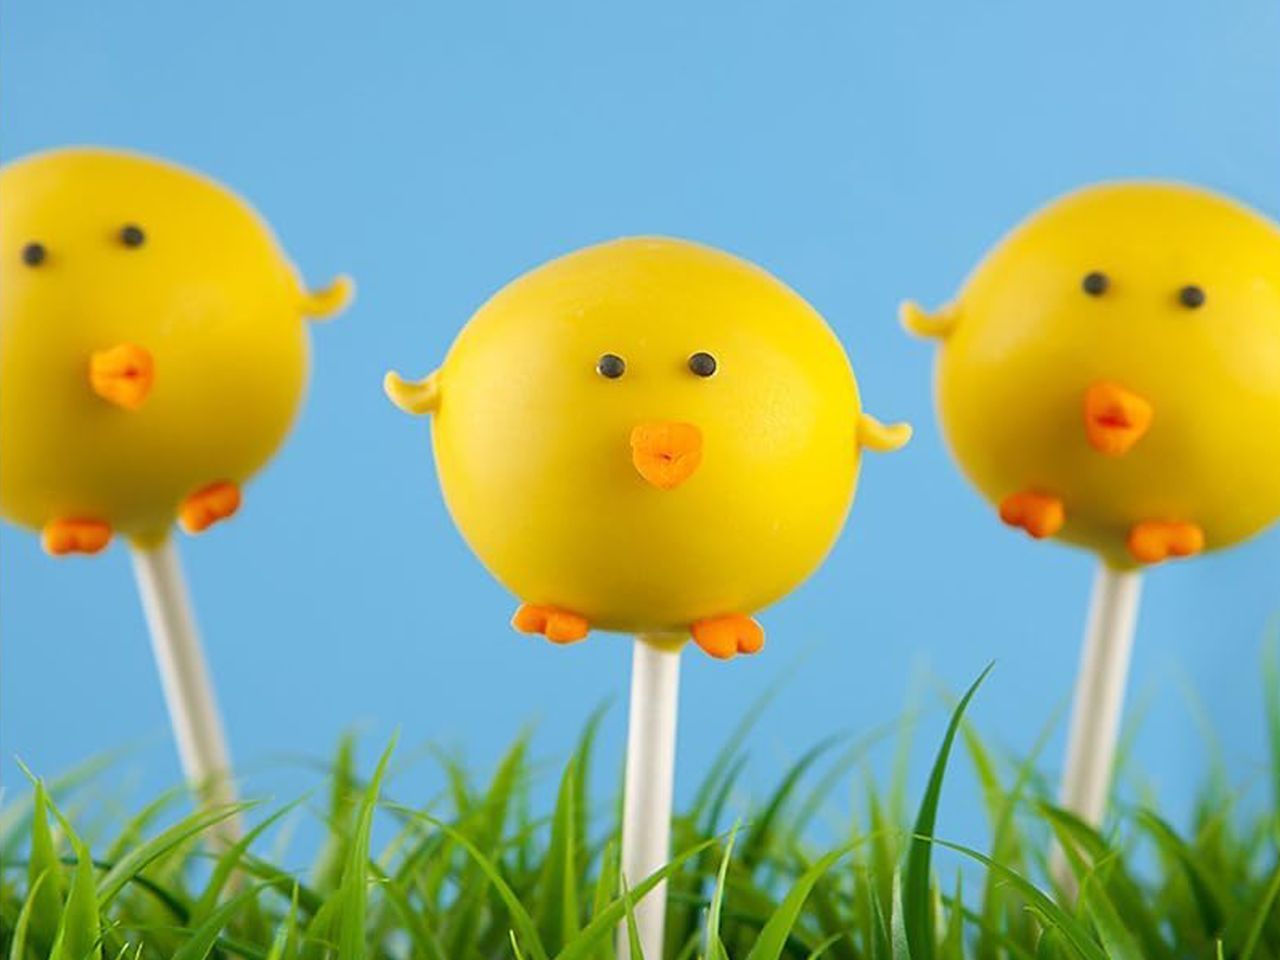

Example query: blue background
[4,1,1279,853]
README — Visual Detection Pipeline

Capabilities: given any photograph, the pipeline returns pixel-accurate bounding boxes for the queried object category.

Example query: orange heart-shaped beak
[630,421,703,490]
[90,342,155,411]
[1083,380,1153,456]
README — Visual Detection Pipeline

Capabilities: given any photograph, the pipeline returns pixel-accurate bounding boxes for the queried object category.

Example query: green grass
[5,658,1280,959]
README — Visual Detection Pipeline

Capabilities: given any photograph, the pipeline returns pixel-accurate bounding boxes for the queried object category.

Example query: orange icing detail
[1127,520,1205,565]
[629,421,703,490]
[691,614,765,660]
[511,603,590,644]
[1083,381,1153,456]
[89,343,155,410]
[179,481,242,534]
[998,490,1066,539]
[42,518,112,556]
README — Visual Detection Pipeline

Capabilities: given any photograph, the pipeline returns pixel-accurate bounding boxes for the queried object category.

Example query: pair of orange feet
[998,490,1204,565]
[512,604,765,660]
[41,481,242,556]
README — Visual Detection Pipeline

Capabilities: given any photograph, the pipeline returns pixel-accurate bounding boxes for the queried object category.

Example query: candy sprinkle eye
[1082,271,1108,296]
[120,224,146,248]
[688,351,717,377]
[1179,284,1206,309]
[597,353,626,379]
[21,242,46,267]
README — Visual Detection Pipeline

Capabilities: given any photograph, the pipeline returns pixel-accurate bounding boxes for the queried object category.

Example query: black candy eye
[1179,284,1206,309]
[1082,271,1108,296]
[688,351,717,377]
[596,353,626,379]
[120,224,146,247]
[21,242,46,267]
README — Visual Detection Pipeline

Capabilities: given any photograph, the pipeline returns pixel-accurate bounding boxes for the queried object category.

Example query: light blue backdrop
[4,1,1279,853]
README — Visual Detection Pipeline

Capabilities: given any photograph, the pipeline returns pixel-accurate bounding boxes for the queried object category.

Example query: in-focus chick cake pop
[903,182,1280,568]
[0,148,353,554]
[387,237,910,659]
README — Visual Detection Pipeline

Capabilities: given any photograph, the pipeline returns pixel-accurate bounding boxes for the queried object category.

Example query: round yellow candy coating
[0,148,345,546]
[425,238,871,633]
[928,183,1280,567]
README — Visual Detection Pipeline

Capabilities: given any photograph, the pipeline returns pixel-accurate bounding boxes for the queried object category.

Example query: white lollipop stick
[1053,562,1142,887]
[131,537,241,841]
[617,635,682,960]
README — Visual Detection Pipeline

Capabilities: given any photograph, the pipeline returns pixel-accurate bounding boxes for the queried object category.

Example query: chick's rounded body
[429,239,866,633]
[924,183,1280,567]
[0,148,348,547]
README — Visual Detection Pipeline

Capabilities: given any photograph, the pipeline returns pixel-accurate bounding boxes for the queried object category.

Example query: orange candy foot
[179,481,242,534]
[691,615,764,660]
[512,604,591,644]
[1127,520,1205,565]
[42,519,113,556]
[999,491,1065,539]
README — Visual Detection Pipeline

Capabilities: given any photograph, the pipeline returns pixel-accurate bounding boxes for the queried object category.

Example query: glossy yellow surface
[904,183,1280,567]
[388,237,909,633]
[0,148,352,546]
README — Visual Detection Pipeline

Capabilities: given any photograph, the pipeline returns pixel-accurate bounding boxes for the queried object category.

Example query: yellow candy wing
[857,413,912,453]
[385,369,442,415]
[899,300,959,340]
[301,275,355,320]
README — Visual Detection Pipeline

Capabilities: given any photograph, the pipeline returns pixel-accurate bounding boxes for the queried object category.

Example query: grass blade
[903,663,993,960]
[27,780,66,952]
[172,883,270,960]
[391,807,551,960]
[890,869,909,960]
[1240,859,1280,960]
[50,833,103,960]
[555,836,720,960]
[94,802,253,909]
[193,799,303,923]
[8,870,50,960]
[336,736,396,960]
[537,755,582,952]
[930,838,1108,960]
[705,826,739,960]
[745,843,855,960]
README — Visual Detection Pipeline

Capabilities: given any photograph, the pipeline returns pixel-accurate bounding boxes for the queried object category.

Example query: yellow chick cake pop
[387,237,910,659]
[903,182,1280,569]
[0,147,353,554]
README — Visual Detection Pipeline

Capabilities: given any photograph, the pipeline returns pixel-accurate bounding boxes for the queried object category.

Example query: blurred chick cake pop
[0,147,353,553]
[387,237,910,659]
[903,182,1280,568]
